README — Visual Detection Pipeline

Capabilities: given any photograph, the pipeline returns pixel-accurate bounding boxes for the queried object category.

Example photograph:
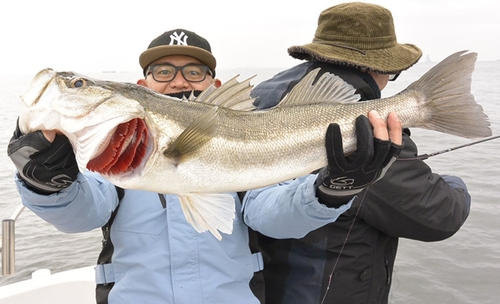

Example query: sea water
[0,62,499,303]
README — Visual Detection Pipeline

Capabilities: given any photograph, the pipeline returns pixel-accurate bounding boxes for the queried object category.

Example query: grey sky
[2,0,498,76]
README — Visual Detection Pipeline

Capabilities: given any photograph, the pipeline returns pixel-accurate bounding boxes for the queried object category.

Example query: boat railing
[1,203,25,276]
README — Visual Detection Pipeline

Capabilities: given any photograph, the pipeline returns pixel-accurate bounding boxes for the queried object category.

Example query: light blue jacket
[241,175,352,239]
[15,171,350,303]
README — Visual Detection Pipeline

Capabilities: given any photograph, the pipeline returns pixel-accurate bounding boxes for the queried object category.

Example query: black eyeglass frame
[147,63,214,83]
[388,72,401,81]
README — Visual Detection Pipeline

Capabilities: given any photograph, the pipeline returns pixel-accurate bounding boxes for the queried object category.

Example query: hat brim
[288,43,422,74]
[139,45,216,74]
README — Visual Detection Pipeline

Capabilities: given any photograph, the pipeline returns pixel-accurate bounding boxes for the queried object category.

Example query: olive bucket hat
[288,2,422,74]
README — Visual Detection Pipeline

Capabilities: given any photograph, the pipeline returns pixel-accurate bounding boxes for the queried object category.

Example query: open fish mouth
[87,118,148,175]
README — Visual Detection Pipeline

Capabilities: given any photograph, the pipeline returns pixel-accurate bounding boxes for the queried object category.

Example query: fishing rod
[400,134,500,161]
[320,135,500,302]
[321,134,500,302]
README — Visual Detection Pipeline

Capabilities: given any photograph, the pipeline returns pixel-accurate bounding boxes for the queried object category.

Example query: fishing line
[398,134,500,161]
[320,134,499,302]
[320,188,368,304]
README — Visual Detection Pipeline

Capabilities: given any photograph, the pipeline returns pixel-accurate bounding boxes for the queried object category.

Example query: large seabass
[18,51,491,239]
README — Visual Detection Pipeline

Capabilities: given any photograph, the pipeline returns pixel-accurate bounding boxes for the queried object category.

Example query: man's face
[367,71,390,91]
[138,55,220,94]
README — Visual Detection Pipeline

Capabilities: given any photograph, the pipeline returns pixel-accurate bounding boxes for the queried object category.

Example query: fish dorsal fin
[178,193,236,240]
[277,68,360,107]
[163,106,218,161]
[194,75,257,111]
[191,85,216,101]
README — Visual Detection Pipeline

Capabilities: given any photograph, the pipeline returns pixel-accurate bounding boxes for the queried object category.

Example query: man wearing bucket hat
[242,3,471,303]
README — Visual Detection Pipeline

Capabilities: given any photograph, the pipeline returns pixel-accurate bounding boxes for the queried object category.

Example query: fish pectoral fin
[177,193,236,241]
[164,107,218,160]
[277,68,360,107]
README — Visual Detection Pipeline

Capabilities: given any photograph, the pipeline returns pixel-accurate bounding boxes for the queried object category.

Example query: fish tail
[177,193,236,241]
[407,50,491,138]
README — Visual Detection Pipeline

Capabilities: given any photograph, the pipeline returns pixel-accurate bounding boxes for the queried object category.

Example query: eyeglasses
[388,72,401,81]
[148,63,213,82]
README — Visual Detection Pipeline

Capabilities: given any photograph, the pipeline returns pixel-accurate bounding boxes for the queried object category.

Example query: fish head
[19,68,158,179]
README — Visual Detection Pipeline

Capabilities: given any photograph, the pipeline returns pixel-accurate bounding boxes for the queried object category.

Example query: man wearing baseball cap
[8,28,264,304]
[242,3,471,303]
[91,28,264,303]
[137,29,221,98]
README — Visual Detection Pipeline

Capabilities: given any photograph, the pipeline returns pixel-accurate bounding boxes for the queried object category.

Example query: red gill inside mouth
[87,118,148,175]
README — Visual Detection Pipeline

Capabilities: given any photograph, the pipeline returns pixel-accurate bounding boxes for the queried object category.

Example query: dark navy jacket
[245,61,471,304]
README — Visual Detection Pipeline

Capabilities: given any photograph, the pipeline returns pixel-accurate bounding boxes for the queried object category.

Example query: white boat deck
[0,266,95,304]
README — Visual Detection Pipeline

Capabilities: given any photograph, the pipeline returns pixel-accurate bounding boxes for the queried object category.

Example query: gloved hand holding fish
[8,119,79,194]
[315,114,404,207]
[13,50,491,239]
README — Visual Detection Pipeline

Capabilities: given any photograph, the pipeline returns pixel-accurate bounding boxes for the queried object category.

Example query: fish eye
[71,78,87,88]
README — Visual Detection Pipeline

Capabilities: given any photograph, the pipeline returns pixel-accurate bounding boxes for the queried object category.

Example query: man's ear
[213,79,222,88]
[137,79,147,87]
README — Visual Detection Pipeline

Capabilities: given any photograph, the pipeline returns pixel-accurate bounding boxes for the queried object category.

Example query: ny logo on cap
[169,31,189,46]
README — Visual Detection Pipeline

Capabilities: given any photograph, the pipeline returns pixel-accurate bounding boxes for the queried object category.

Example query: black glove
[7,119,79,194]
[316,115,404,207]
